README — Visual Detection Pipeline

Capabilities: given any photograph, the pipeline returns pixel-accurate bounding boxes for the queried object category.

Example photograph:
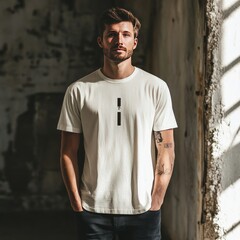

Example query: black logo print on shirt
[117,98,121,126]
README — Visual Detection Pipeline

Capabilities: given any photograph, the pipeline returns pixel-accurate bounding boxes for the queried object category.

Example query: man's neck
[101,58,135,79]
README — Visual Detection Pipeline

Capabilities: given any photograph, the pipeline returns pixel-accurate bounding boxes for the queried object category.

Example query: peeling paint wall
[0,0,116,210]
[0,0,152,210]
[0,0,105,210]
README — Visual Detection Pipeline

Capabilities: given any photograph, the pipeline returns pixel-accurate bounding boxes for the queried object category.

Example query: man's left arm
[150,129,175,210]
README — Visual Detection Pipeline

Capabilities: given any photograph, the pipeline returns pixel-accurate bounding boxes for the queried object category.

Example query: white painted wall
[218,0,240,239]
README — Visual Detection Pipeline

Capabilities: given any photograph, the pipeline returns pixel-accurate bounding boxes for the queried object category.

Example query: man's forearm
[61,153,82,211]
[60,131,82,211]
[151,161,174,207]
[151,130,175,210]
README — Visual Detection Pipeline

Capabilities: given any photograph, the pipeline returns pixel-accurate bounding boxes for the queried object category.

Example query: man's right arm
[60,131,83,212]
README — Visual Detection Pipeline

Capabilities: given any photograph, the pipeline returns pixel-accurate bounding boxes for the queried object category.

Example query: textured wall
[0,0,107,210]
[202,0,240,239]
[203,0,223,238]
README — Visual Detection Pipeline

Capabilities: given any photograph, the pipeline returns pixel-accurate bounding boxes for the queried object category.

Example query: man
[57,7,177,240]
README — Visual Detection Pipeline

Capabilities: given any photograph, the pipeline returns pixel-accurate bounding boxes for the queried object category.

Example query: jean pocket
[148,209,161,214]
[74,210,85,216]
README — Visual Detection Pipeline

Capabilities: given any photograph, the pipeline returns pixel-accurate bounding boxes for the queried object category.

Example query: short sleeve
[153,82,178,131]
[57,85,82,133]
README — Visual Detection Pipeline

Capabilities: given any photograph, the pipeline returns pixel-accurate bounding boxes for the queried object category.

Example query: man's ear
[97,37,103,48]
[133,38,138,50]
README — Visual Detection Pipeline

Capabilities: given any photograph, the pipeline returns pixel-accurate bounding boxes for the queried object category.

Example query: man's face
[98,21,138,63]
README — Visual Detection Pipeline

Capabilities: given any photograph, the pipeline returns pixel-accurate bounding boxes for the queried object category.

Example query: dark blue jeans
[75,209,161,240]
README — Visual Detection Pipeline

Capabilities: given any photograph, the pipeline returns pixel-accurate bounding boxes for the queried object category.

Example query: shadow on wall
[221,101,240,191]
[221,0,240,190]
[218,1,240,238]
[221,142,240,190]
[3,93,67,210]
[223,0,240,19]
[224,219,240,238]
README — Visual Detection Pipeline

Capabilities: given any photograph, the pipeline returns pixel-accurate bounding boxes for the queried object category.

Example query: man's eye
[123,33,131,37]
[107,33,116,37]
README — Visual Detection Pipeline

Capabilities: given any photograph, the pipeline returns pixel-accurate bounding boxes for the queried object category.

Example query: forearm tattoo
[154,131,174,176]
[164,143,173,148]
[154,131,163,144]
[154,132,173,148]
[156,163,172,176]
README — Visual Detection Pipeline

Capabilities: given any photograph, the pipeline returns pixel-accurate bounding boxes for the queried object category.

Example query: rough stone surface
[203,0,223,239]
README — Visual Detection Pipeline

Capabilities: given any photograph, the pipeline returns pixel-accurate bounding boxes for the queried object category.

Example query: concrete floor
[0,211,77,240]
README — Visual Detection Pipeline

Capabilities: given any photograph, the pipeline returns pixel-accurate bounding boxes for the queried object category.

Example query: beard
[103,46,134,63]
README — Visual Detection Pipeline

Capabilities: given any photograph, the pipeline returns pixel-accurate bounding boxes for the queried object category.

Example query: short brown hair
[98,7,141,38]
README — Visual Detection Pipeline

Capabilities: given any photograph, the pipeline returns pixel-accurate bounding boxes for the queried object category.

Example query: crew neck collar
[97,67,138,83]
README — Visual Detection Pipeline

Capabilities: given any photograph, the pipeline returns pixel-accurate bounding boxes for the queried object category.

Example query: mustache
[111,46,127,51]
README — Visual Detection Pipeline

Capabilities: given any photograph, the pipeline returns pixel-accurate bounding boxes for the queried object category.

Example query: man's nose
[116,33,123,44]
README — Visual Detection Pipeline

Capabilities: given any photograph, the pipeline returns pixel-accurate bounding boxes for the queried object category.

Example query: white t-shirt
[57,67,177,214]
